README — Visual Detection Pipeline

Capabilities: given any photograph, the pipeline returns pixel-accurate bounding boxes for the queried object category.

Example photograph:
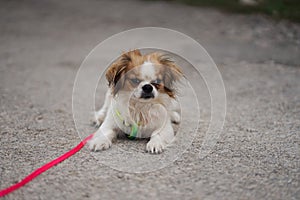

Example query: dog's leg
[170,99,181,124]
[89,108,117,151]
[146,121,174,154]
[146,105,175,154]
[170,111,181,124]
[94,89,112,126]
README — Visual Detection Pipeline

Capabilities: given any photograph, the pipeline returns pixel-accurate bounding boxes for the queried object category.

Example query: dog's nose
[142,84,153,93]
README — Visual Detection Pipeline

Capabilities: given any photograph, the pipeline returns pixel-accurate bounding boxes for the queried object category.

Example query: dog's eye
[130,78,141,84]
[152,79,162,85]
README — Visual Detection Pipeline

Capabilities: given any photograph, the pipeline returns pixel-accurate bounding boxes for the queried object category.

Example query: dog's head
[106,50,183,101]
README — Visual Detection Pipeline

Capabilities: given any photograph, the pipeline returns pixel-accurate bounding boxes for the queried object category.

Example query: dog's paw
[146,136,165,154]
[93,111,106,127]
[88,135,112,151]
[171,111,181,124]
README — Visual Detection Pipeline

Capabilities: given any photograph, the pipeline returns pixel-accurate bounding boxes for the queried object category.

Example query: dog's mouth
[140,92,154,99]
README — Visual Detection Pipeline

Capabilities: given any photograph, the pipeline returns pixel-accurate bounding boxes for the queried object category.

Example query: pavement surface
[0,0,299,199]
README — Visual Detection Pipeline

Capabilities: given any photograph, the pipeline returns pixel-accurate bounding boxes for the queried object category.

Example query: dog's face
[106,50,183,101]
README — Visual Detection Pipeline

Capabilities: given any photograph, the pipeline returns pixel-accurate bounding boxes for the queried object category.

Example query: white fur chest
[112,98,169,138]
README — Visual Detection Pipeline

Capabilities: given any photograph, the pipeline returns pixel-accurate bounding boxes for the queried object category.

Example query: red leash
[0,134,94,197]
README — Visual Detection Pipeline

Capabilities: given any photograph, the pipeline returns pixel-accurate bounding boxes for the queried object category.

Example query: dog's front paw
[93,111,106,127]
[146,136,165,154]
[88,135,112,151]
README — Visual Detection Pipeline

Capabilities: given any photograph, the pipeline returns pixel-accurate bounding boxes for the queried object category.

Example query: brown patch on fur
[147,52,183,98]
[106,50,144,95]
[105,50,183,97]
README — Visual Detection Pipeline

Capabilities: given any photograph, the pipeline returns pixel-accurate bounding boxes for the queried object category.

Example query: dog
[89,50,183,153]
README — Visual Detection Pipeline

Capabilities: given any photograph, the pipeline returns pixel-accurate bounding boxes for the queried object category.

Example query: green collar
[115,109,138,140]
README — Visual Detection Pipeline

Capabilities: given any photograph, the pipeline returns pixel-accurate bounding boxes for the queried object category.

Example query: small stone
[117,173,124,179]
[36,115,43,120]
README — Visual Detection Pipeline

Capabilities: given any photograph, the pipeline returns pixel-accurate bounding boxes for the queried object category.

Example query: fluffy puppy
[89,50,183,153]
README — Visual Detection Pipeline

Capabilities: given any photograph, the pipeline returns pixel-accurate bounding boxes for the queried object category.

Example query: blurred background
[0,0,299,199]
[148,0,300,22]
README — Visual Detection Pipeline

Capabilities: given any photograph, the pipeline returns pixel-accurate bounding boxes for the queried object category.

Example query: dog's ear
[158,54,183,97]
[106,50,141,95]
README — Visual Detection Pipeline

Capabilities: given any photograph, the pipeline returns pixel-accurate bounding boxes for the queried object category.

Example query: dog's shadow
[116,134,148,153]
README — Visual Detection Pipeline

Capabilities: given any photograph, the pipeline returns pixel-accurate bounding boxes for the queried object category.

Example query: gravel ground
[0,0,299,199]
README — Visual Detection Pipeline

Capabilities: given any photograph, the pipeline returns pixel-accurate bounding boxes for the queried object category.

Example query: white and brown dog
[89,50,183,153]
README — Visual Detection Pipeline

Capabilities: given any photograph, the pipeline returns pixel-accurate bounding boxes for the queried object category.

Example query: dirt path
[0,0,299,199]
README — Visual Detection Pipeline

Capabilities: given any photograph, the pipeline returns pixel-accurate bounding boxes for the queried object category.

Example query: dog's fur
[89,50,183,153]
